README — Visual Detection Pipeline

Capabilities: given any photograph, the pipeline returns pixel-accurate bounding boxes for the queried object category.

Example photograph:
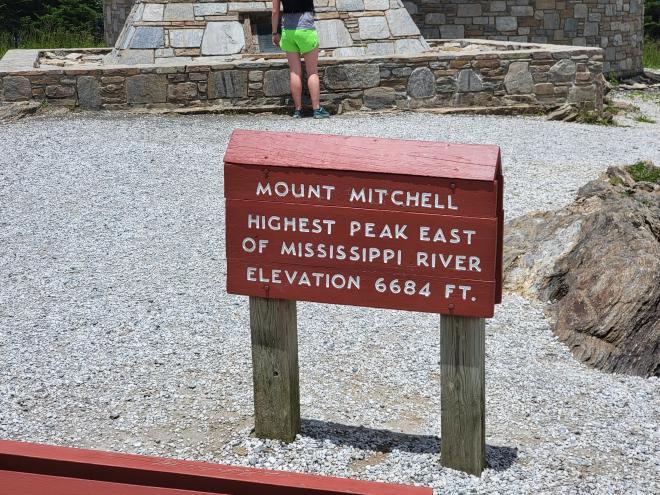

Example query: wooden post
[249,296,300,442]
[440,315,486,476]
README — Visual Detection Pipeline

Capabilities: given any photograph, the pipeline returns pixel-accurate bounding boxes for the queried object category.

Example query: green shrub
[627,161,660,183]
[0,0,104,59]
[646,0,660,39]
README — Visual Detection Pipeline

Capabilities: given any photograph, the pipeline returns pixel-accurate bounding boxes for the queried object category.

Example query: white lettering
[242,237,257,253]
[256,182,271,196]
[350,188,367,203]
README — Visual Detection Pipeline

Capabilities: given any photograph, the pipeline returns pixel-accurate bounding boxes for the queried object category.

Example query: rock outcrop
[504,163,659,377]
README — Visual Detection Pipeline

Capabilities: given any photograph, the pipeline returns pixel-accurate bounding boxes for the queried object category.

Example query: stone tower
[106,0,428,64]
[104,0,136,46]
[404,0,645,77]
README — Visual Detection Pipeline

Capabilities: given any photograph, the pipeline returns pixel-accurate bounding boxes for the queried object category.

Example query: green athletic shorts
[280,29,319,54]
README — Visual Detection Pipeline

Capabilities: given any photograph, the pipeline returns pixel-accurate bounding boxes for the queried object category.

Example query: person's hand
[272,33,280,46]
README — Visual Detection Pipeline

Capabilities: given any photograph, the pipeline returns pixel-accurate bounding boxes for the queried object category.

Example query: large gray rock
[496,16,517,32]
[208,70,248,98]
[168,82,198,102]
[549,59,577,82]
[568,84,596,104]
[263,69,291,96]
[126,74,167,103]
[407,67,435,98]
[0,101,40,122]
[194,3,228,16]
[366,43,394,56]
[130,27,164,49]
[336,0,364,11]
[543,12,560,30]
[202,22,245,55]
[142,4,164,22]
[363,86,396,109]
[164,3,194,21]
[324,64,380,89]
[333,47,366,56]
[358,16,391,40]
[77,76,102,109]
[504,62,534,94]
[457,69,483,92]
[385,8,421,36]
[457,3,481,16]
[316,19,353,48]
[584,22,599,36]
[364,0,389,9]
[440,25,464,39]
[574,3,588,17]
[115,49,155,65]
[394,38,426,54]
[169,29,204,48]
[2,76,32,102]
[504,165,660,377]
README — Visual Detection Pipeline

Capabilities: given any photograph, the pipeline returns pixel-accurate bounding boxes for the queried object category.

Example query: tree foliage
[646,0,660,39]
[0,0,103,43]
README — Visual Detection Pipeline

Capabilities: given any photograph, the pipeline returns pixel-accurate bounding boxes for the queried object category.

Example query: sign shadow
[300,419,518,471]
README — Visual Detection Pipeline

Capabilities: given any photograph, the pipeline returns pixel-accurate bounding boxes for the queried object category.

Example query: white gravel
[1,110,659,494]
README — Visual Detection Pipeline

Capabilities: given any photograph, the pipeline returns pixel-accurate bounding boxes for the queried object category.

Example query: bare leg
[303,48,320,110]
[286,52,303,110]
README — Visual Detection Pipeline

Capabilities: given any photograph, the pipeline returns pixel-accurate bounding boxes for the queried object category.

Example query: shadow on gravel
[301,419,518,471]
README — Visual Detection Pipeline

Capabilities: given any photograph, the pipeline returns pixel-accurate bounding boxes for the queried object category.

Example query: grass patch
[634,114,657,123]
[575,105,617,125]
[627,161,660,183]
[608,70,621,88]
[644,38,660,69]
[576,111,615,125]
[0,29,105,60]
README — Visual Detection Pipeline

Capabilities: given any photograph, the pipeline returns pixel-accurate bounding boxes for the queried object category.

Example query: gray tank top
[282,11,315,30]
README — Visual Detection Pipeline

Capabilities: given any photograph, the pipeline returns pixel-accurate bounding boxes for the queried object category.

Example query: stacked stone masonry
[106,0,429,64]
[0,41,604,113]
[404,0,644,77]
[104,0,643,76]
[105,0,138,46]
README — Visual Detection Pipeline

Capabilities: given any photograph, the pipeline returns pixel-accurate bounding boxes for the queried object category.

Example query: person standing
[271,0,330,118]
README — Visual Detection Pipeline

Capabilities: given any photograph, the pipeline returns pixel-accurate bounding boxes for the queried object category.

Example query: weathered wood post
[440,315,486,475]
[224,130,503,476]
[249,296,300,442]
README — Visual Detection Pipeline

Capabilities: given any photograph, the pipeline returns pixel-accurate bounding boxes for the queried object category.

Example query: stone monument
[106,0,429,65]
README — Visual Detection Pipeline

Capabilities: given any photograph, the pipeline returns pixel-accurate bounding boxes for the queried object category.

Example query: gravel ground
[612,89,660,126]
[1,110,659,494]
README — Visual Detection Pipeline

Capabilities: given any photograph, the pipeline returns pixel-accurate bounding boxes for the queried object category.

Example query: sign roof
[225,130,501,182]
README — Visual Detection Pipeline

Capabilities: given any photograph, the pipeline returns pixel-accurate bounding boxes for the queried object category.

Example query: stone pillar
[104,0,137,47]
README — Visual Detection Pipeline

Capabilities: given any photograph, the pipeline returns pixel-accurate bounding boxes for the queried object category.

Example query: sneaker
[292,108,303,118]
[313,107,330,119]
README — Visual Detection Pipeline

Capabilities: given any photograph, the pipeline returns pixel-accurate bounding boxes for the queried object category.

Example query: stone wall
[104,0,137,46]
[107,0,428,64]
[103,0,643,76]
[404,0,644,77]
[0,41,604,113]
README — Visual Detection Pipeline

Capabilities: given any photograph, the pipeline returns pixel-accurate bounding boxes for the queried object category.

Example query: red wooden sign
[0,440,431,494]
[224,130,503,318]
